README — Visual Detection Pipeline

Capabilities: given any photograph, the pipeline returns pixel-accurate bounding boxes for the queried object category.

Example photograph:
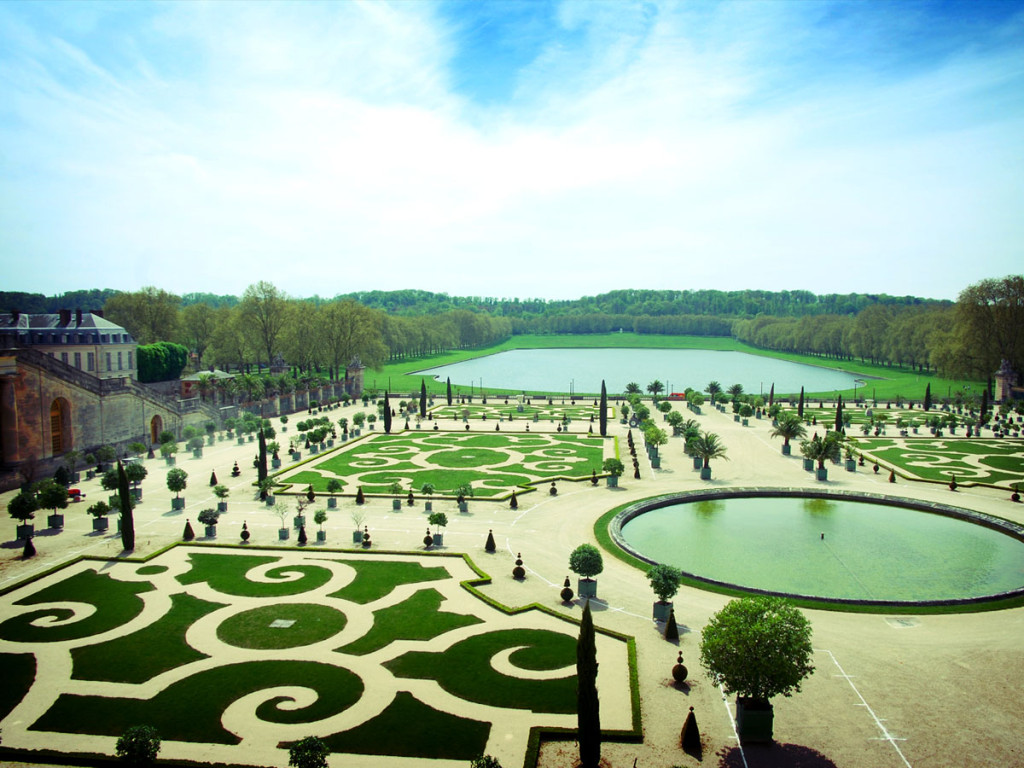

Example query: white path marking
[719,685,749,768]
[822,649,912,768]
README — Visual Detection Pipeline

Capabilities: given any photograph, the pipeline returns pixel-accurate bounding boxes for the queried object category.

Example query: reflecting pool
[617,493,1024,603]
[418,348,863,395]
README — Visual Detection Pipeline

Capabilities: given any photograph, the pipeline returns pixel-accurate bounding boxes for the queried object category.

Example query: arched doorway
[150,415,163,445]
[50,398,71,455]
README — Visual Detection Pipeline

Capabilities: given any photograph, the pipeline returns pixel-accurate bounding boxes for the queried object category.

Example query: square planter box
[577,578,598,598]
[291,452,302,461]
[458,502,469,513]
[217,501,228,513]
[693,456,703,469]
[131,487,143,500]
[16,523,34,540]
[278,528,290,541]
[736,697,774,743]
[327,497,337,508]
[293,515,306,529]
[782,444,792,456]
[47,513,64,529]
[700,467,712,480]
[606,476,618,487]
[92,517,109,532]
[432,532,444,546]
[165,456,176,466]
[803,458,814,471]
[816,468,828,481]
[652,600,673,622]
[171,498,185,511]
[316,530,326,543]
[392,499,402,511]
[265,495,275,506]
[650,456,661,469]
[846,460,857,472]
[237,437,246,445]
[424,500,433,512]
[353,530,364,544]
[272,459,281,469]
[204,526,217,538]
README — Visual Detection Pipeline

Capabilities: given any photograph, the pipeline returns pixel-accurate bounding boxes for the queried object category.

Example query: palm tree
[706,381,722,404]
[681,419,701,440]
[646,380,665,397]
[196,373,215,402]
[727,383,744,400]
[625,382,642,395]
[689,431,729,480]
[770,413,807,455]
[801,431,843,477]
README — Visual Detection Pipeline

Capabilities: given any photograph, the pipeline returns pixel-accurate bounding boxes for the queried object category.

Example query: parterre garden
[851,437,1024,488]
[282,432,606,498]
[0,547,635,766]
[427,398,606,425]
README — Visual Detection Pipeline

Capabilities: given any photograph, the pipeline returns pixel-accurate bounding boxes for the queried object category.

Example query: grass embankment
[368,333,983,401]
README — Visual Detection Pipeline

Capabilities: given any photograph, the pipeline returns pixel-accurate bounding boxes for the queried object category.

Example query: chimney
[59,308,71,326]
[75,308,83,327]
[93,309,104,318]
[11,309,19,324]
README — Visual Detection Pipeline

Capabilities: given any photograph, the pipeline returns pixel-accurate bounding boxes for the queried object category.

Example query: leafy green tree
[646,379,664,397]
[770,413,807,450]
[576,601,601,768]
[689,431,729,470]
[700,596,814,703]
[706,381,722,404]
[241,281,289,366]
[801,431,843,470]
[8,489,39,522]
[601,458,624,477]
[166,468,188,498]
[624,382,641,394]
[647,563,682,603]
[115,724,161,766]
[288,735,329,768]
[569,543,604,579]
[104,286,181,344]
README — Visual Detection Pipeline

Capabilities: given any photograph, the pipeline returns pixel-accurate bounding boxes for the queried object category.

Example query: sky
[1,0,1022,302]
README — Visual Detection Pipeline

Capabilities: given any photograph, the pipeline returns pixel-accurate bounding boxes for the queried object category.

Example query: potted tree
[259,477,277,505]
[352,411,365,435]
[166,468,188,510]
[351,508,366,545]
[428,511,448,546]
[187,436,204,458]
[160,441,178,465]
[326,478,342,508]
[198,508,220,538]
[739,403,754,427]
[455,482,473,513]
[96,444,117,472]
[800,432,842,481]
[8,488,39,540]
[314,509,328,543]
[389,480,403,511]
[273,502,290,540]
[421,482,436,512]
[569,543,604,599]
[269,442,282,469]
[690,431,729,480]
[125,461,147,500]
[84,452,97,480]
[213,484,230,512]
[700,596,815,743]
[602,458,624,487]
[770,413,806,456]
[647,563,682,622]
[34,479,69,529]
[88,500,111,532]
[63,449,83,483]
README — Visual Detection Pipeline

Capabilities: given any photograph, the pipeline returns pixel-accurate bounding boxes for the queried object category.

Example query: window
[106,352,112,371]
[88,352,95,371]
[74,352,81,369]
[128,351,134,370]
[61,352,68,364]
[118,351,123,370]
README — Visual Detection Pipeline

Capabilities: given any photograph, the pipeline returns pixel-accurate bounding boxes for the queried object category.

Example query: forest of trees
[1,278,1020,385]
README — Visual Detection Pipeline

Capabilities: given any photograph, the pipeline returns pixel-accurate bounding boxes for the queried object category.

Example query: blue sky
[1,0,1021,301]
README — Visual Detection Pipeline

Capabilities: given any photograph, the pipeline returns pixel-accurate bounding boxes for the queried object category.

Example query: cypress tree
[257,429,268,485]
[599,380,608,437]
[383,392,392,433]
[834,395,844,433]
[446,377,453,406]
[798,387,805,418]
[117,460,135,551]
[420,379,428,421]
[924,383,932,412]
[576,601,601,768]
[769,383,774,408]
[980,389,989,425]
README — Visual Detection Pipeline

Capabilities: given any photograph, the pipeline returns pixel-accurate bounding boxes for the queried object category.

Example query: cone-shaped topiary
[889,469,896,483]
[232,462,240,477]
[509,491,518,510]
[680,706,700,756]
[634,466,641,479]
[355,487,365,505]
[183,520,195,541]
[298,525,308,545]
[664,607,679,641]
[485,529,496,552]
[210,470,218,486]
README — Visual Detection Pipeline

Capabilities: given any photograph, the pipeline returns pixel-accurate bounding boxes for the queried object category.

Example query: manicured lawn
[338,588,482,655]
[218,603,348,650]
[853,437,1024,487]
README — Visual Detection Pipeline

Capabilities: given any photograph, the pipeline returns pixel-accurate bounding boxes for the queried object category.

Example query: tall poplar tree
[798,387,805,418]
[258,429,268,485]
[577,601,601,767]
[446,377,453,406]
[117,460,135,551]
[834,394,844,433]
[924,383,932,411]
[599,380,608,437]
[383,391,392,433]
[420,379,428,421]
[769,383,775,408]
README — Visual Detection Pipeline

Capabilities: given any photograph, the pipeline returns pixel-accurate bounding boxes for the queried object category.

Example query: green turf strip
[328,560,449,603]
[218,603,347,650]
[32,661,363,744]
[338,588,482,656]
[0,570,152,643]
[71,592,224,683]
[318,691,490,760]
[384,628,576,713]
[177,553,334,597]
[0,653,35,721]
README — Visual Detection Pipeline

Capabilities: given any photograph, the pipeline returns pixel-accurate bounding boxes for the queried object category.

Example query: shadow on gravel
[718,743,839,768]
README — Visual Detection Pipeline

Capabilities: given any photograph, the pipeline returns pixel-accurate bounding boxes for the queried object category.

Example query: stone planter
[692,456,703,470]
[237,437,246,445]
[845,459,857,472]
[734,415,740,422]
[92,517,109,532]
[316,530,326,543]
[742,418,749,427]
[327,497,337,509]
[392,499,402,511]
[271,459,281,469]
[47,513,64,529]
[458,502,469,513]
[700,467,712,480]
[278,528,289,541]
[171,497,185,511]
[650,456,661,469]
[577,578,598,599]
[802,458,814,471]
[432,532,444,546]
[310,445,319,454]
[353,530,364,544]
[735,697,774,743]
[425,500,433,512]
[782,444,791,456]
[816,467,828,481]
[291,451,301,461]
[248,435,255,442]
[217,501,228,513]
[293,515,306,530]
[165,456,176,466]
[652,601,673,622]
[204,525,217,538]
[606,475,618,487]
[16,523,34,540]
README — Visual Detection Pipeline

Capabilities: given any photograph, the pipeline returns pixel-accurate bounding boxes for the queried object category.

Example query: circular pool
[613,489,1024,607]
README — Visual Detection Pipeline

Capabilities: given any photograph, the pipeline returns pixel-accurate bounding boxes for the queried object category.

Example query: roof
[0,312,128,332]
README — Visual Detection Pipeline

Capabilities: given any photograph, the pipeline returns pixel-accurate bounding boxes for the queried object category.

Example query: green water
[621,497,1024,602]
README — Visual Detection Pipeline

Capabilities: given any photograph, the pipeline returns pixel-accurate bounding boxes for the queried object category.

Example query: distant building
[0,309,137,381]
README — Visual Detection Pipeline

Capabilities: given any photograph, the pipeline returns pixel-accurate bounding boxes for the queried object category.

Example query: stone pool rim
[609,487,1024,609]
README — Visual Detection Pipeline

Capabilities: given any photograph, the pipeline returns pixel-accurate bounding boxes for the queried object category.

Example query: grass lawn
[852,437,1024,488]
